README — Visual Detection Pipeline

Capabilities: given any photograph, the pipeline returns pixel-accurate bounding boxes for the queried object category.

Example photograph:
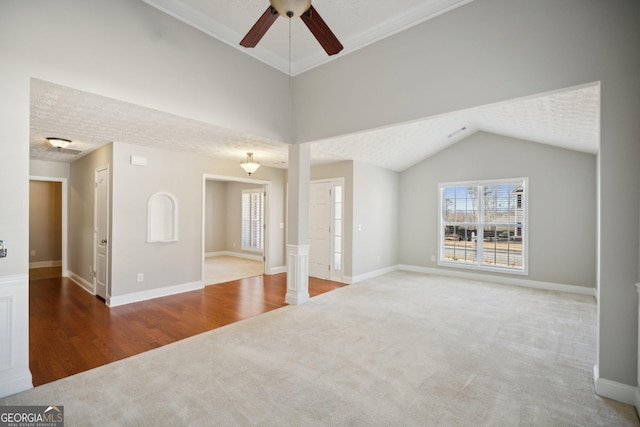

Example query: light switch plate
[0,240,6,258]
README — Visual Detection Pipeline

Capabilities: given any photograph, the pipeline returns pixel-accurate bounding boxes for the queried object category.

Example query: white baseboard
[345,265,399,285]
[269,265,287,275]
[67,270,95,294]
[398,264,597,297]
[593,364,637,406]
[205,251,263,262]
[108,281,203,307]
[29,260,62,269]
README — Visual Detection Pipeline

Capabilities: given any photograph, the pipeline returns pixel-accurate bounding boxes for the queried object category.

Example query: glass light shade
[240,153,260,175]
[269,0,311,18]
[47,137,71,148]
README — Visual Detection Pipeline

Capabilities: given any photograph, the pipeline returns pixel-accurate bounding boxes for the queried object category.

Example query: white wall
[399,131,597,288]
[294,0,640,394]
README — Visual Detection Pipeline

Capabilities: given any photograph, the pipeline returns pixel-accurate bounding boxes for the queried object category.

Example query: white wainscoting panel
[0,274,33,398]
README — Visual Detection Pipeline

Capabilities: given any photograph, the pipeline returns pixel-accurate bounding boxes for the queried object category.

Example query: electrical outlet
[431,255,436,262]
[137,273,144,282]
[30,250,36,257]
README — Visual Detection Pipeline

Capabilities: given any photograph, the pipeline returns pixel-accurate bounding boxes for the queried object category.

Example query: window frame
[438,177,529,275]
[241,188,264,253]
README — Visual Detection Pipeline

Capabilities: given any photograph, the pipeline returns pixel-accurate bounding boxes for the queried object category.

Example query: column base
[285,244,309,305]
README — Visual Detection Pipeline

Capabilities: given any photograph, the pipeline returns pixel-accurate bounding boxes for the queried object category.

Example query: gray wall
[294,0,640,389]
[352,162,399,278]
[30,160,70,180]
[399,132,597,288]
[204,181,226,253]
[109,142,285,298]
[68,144,113,285]
[0,0,638,397]
[309,160,399,280]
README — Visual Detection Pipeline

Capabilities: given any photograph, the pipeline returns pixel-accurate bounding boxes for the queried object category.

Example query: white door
[309,181,332,280]
[94,167,109,299]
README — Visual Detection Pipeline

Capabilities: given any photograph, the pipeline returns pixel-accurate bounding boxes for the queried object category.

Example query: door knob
[101,239,107,244]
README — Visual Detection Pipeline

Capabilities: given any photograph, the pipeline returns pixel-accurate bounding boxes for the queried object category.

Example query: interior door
[94,167,109,299]
[309,181,332,280]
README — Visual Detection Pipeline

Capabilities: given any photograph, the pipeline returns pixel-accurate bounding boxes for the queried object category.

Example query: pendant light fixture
[240,152,260,175]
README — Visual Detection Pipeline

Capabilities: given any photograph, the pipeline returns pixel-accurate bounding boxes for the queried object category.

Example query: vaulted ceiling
[30,0,600,171]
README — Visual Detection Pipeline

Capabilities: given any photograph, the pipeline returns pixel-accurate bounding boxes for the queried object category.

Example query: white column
[285,143,310,305]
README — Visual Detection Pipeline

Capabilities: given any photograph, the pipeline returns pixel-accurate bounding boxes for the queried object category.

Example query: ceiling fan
[240,0,343,56]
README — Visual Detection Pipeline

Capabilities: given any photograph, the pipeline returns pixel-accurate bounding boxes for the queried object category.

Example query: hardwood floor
[29,271,346,386]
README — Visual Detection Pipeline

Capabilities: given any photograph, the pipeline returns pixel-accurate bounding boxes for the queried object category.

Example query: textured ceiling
[141,0,473,75]
[313,83,600,171]
[30,79,600,172]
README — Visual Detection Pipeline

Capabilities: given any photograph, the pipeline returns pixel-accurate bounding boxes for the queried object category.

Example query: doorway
[309,179,344,282]
[28,176,68,278]
[94,166,110,299]
[202,174,271,285]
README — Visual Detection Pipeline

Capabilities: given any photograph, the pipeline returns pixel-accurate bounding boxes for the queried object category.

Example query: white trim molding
[68,270,95,295]
[285,244,309,305]
[269,265,287,275]
[205,251,263,262]
[107,281,203,307]
[593,364,637,406]
[345,265,399,285]
[398,265,597,297]
[29,260,62,269]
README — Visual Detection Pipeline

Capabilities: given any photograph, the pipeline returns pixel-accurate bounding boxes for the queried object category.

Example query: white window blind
[242,189,264,251]
[439,178,527,274]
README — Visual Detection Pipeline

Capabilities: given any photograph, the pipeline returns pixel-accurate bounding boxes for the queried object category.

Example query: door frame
[201,174,271,284]
[29,175,68,277]
[94,165,110,299]
[310,178,345,283]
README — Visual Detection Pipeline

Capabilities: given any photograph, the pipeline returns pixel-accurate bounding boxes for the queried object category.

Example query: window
[333,184,343,271]
[439,178,527,274]
[242,189,264,251]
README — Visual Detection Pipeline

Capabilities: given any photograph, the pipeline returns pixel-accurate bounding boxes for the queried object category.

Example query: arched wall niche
[148,192,178,243]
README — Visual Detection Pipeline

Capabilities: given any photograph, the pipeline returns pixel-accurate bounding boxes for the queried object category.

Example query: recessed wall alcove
[148,192,178,243]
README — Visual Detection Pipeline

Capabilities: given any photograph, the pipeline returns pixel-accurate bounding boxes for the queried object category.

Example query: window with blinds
[241,189,264,251]
[439,178,527,274]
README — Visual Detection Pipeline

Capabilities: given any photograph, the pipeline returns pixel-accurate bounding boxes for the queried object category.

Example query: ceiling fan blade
[300,5,343,56]
[240,6,279,48]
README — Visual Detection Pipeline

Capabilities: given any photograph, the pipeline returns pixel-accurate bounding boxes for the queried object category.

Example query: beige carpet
[3,271,639,426]
[204,255,264,285]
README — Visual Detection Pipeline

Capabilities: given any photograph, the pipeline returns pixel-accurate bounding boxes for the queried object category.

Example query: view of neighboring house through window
[242,188,264,251]
[439,178,527,274]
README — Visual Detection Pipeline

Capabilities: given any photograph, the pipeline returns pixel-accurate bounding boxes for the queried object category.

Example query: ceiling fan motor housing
[269,0,311,18]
